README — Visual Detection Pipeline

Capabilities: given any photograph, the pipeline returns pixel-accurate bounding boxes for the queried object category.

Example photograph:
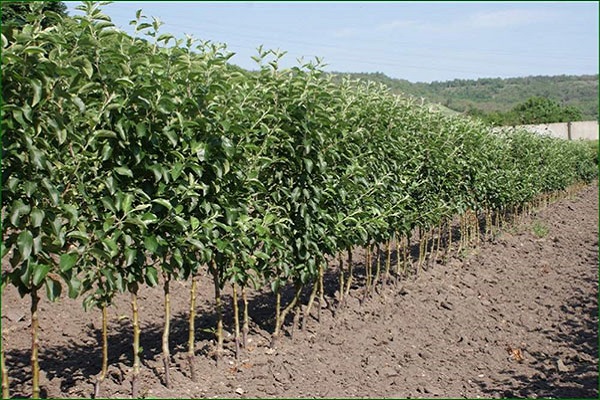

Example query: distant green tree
[1,1,67,29]
[512,96,583,124]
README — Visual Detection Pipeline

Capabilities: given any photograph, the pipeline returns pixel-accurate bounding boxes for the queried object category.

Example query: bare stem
[31,289,40,399]
[131,291,140,399]
[273,283,302,345]
[365,245,372,293]
[338,252,344,305]
[241,286,249,348]
[394,235,401,282]
[271,290,282,348]
[372,243,381,293]
[1,341,8,400]
[384,241,391,282]
[344,248,353,298]
[317,263,324,322]
[188,275,197,382]
[302,277,319,330]
[232,283,241,359]
[162,275,171,388]
[404,233,411,275]
[211,261,223,365]
[93,304,109,398]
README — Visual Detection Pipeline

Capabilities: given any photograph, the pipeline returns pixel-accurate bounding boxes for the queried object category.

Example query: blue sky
[65,1,599,83]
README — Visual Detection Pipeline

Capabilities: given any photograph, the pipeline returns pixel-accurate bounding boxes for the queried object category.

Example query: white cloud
[377,19,419,32]
[468,9,557,29]
[333,27,360,38]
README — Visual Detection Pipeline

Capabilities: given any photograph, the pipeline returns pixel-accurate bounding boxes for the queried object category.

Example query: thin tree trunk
[93,304,109,398]
[232,283,241,359]
[211,261,223,365]
[162,275,171,388]
[344,248,353,298]
[1,343,8,400]
[188,275,197,382]
[394,235,401,283]
[131,291,140,399]
[448,220,453,254]
[364,245,372,297]
[31,289,40,399]
[317,263,324,322]
[302,277,319,330]
[291,302,301,340]
[372,243,381,293]
[272,283,302,346]
[241,286,249,348]
[384,240,391,283]
[338,252,345,305]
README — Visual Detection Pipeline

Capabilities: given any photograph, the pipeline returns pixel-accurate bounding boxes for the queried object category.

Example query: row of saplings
[2,3,598,399]
[1,183,584,399]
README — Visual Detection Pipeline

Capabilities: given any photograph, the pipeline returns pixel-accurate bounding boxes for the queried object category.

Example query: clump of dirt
[2,184,598,398]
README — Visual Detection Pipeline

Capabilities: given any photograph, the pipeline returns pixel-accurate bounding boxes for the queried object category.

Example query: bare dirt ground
[2,183,598,399]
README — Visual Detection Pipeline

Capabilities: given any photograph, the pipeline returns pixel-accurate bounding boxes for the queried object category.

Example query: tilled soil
[2,184,598,399]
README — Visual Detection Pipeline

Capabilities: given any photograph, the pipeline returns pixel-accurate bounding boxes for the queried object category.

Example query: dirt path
[2,184,598,398]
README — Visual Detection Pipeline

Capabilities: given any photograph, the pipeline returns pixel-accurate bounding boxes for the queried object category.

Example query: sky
[65,1,599,83]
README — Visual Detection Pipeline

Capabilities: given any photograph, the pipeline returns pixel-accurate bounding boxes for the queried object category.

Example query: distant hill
[330,73,599,121]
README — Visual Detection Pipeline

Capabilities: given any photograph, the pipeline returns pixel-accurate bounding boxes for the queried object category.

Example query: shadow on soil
[5,216,495,398]
[474,282,599,398]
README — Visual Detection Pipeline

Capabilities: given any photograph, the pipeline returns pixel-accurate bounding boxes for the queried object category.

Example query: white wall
[516,121,598,140]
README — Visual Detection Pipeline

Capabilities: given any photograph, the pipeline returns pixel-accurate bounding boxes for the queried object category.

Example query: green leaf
[136,123,147,138]
[164,130,178,147]
[41,178,59,205]
[67,231,89,243]
[187,238,204,250]
[10,200,30,226]
[45,277,62,302]
[24,46,45,55]
[17,230,33,261]
[115,77,134,87]
[72,96,86,113]
[152,198,172,210]
[122,193,134,214]
[1,242,8,259]
[303,158,314,173]
[171,162,184,180]
[32,263,51,287]
[101,196,117,213]
[115,166,133,178]
[59,253,78,272]
[82,58,93,78]
[31,79,42,107]
[144,236,159,253]
[67,276,81,299]
[124,248,137,267]
[96,130,118,139]
[145,266,158,286]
